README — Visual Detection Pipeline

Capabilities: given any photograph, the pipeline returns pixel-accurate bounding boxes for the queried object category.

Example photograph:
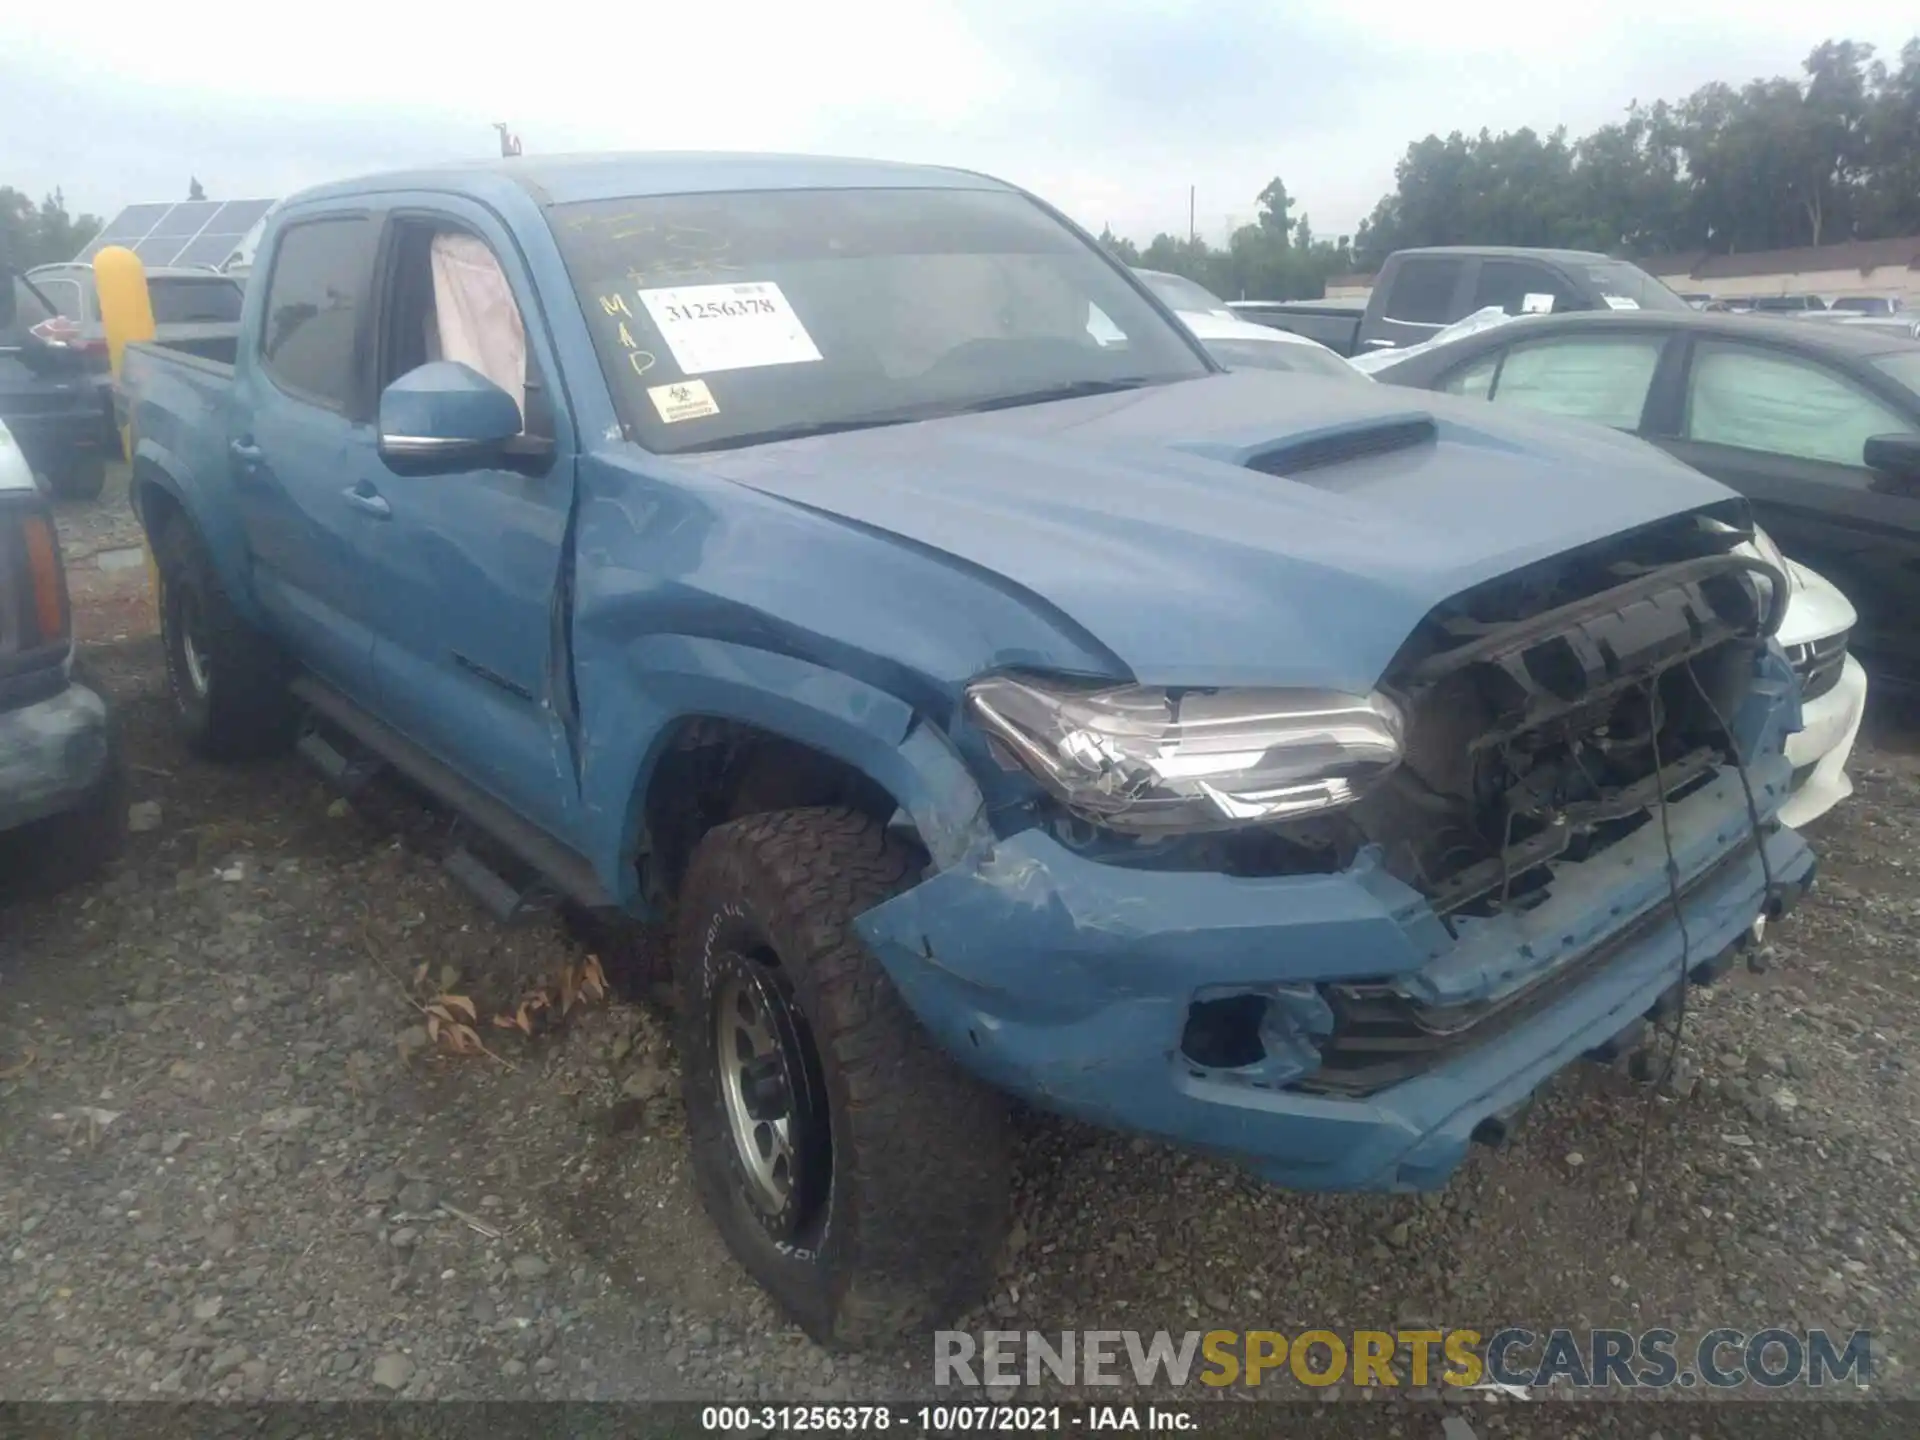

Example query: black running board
[289,675,617,912]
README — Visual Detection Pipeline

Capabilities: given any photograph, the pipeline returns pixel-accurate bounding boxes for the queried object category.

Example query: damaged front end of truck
[856,502,1816,1190]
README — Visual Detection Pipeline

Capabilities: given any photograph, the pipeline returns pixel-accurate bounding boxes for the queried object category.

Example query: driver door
[353,199,583,839]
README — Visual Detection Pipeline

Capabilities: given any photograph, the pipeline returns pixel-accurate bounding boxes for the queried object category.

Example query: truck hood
[678,370,1741,691]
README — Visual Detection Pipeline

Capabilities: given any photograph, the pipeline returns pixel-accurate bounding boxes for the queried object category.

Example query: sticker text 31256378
[637,281,822,376]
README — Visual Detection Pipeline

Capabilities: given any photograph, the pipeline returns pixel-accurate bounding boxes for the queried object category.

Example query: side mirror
[378,361,523,473]
[1864,433,1920,487]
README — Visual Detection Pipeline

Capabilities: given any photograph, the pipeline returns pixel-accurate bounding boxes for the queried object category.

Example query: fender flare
[129,439,268,628]
[597,637,996,904]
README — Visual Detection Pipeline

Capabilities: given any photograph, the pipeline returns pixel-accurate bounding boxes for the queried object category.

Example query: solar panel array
[76,198,277,270]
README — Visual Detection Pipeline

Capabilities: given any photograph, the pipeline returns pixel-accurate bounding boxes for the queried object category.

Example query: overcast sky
[5,1,1914,248]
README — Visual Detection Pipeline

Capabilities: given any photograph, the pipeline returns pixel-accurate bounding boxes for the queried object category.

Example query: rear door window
[1382,258,1465,325]
[258,216,378,412]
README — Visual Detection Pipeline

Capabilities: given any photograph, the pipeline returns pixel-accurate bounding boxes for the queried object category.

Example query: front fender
[576,634,994,908]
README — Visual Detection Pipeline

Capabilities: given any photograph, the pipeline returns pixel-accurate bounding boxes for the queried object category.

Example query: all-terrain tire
[674,806,1011,1349]
[153,514,298,760]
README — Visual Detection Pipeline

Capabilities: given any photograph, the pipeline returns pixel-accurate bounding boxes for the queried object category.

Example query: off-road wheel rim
[713,958,830,1234]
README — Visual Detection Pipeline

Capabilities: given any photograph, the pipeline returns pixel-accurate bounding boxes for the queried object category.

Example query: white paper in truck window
[637,281,822,376]
[1602,295,1641,310]
[1521,293,1556,314]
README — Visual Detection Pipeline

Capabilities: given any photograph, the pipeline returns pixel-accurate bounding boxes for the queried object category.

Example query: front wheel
[674,807,1011,1349]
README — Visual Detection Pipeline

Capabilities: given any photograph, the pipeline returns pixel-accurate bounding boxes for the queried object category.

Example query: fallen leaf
[437,994,478,1023]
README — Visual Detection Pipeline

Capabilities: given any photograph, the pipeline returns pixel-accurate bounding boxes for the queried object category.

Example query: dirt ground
[4,470,1918,1429]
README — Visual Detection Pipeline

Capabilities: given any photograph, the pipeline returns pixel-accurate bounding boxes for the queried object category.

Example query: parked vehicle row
[1368,309,1920,708]
[1228,246,1690,357]
[1,270,110,500]
[1194,298,1877,827]
[115,153,1817,1347]
[1133,271,1369,381]
[0,263,244,500]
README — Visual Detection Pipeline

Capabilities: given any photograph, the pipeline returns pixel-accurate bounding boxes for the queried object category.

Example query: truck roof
[286,152,1014,210]
[1390,245,1618,264]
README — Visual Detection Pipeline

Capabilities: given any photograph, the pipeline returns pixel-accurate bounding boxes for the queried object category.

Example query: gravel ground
[4,474,1919,1428]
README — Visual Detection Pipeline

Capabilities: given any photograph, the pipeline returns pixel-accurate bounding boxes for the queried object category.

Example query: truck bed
[119,337,234,480]
[1228,300,1366,354]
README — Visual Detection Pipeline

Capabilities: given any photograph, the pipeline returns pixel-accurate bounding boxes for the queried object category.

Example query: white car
[0,417,38,494]
[1175,309,1374,382]
[1774,556,1868,828]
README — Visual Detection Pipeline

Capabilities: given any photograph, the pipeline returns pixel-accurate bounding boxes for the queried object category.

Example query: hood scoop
[1242,414,1438,479]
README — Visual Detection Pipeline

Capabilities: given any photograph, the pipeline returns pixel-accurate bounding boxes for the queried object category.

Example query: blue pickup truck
[121,153,1815,1347]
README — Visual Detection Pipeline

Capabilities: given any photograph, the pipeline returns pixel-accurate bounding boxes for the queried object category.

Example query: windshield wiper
[671,378,1166,454]
[950,376,1163,415]
[675,415,915,453]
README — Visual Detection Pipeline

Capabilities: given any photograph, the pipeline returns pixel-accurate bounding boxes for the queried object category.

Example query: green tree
[1351,34,1919,261]
[189,176,207,201]
[1255,178,1294,242]
[0,187,102,270]
[1096,225,1141,265]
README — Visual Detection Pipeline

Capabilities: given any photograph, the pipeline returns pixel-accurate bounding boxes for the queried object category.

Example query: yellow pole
[92,247,161,610]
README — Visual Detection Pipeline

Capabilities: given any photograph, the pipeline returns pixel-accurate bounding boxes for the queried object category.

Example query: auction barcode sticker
[638,281,823,375]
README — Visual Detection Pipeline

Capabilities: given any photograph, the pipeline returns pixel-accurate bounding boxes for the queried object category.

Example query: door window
[1462,335,1664,430]
[1442,353,1500,399]
[1382,258,1465,325]
[1471,260,1581,316]
[28,277,84,320]
[379,220,533,433]
[1,276,57,346]
[1685,342,1917,466]
[258,216,378,412]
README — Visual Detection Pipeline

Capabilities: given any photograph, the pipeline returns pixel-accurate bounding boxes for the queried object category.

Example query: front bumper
[0,677,114,832]
[859,654,1813,1193]
[1780,654,1866,828]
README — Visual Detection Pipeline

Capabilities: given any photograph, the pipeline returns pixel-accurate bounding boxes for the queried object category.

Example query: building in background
[1639,236,1920,307]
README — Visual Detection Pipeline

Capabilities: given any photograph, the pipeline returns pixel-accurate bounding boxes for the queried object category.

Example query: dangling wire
[1627,676,1691,1241]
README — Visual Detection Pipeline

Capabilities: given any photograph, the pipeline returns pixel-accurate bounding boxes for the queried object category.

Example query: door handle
[229,438,263,463]
[342,484,391,519]
[1361,337,1400,349]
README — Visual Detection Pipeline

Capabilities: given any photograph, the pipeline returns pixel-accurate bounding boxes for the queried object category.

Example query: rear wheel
[674,806,1010,1349]
[153,516,297,760]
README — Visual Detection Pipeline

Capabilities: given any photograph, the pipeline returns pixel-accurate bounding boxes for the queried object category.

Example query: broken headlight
[966,675,1404,835]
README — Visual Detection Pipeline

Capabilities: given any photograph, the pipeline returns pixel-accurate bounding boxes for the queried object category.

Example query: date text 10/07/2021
[701,1405,1198,1432]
